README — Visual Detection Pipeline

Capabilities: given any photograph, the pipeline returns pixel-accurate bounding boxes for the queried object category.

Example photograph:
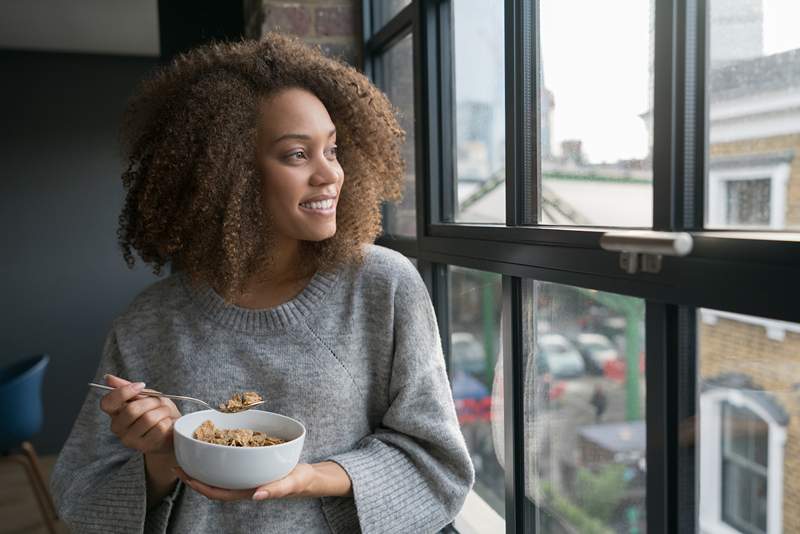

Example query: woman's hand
[173,461,352,502]
[99,374,182,456]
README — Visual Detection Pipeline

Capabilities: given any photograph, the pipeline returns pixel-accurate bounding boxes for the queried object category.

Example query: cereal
[218,391,263,413]
[193,420,285,447]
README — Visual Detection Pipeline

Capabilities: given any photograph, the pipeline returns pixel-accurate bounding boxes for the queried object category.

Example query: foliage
[575,464,627,523]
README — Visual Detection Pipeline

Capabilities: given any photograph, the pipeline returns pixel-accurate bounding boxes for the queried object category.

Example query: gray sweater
[49,245,474,533]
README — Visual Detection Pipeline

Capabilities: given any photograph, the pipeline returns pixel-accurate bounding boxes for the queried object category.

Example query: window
[449,267,505,527]
[452,0,505,224]
[364,1,800,532]
[527,282,646,533]
[707,160,791,229]
[539,0,654,227]
[721,402,768,534]
[376,32,416,237]
[371,0,411,29]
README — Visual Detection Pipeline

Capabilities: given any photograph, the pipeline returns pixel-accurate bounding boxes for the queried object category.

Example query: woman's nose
[310,158,341,186]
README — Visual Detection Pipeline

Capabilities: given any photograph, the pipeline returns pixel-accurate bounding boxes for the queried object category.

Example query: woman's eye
[288,151,306,161]
[326,145,338,158]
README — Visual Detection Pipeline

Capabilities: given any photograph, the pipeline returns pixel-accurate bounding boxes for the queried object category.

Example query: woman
[50,33,474,533]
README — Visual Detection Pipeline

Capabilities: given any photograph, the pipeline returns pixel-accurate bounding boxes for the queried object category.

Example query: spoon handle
[87,382,211,408]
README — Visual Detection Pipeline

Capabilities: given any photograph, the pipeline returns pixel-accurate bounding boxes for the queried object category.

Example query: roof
[578,420,646,454]
[710,48,800,102]
[700,373,790,425]
[457,173,652,226]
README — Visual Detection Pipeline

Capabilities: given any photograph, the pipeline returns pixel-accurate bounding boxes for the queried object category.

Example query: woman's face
[256,88,344,243]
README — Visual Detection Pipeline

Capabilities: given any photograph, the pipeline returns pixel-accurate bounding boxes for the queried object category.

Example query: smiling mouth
[299,198,335,210]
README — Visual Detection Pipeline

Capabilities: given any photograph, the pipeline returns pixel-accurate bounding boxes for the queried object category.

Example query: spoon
[87,382,266,413]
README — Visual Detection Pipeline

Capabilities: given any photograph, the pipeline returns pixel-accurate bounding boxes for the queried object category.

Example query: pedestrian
[590,384,607,423]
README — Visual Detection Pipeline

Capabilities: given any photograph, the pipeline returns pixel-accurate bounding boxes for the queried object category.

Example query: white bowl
[173,409,305,490]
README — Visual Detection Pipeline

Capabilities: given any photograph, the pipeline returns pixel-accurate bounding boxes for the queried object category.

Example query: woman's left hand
[173,461,351,502]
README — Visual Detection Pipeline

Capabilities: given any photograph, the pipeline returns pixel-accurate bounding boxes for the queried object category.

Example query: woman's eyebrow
[272,128,336,144]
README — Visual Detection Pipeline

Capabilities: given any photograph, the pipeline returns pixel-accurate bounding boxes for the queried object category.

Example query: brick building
[699,49,800,534]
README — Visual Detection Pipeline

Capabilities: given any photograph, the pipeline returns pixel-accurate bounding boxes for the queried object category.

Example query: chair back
[0,354,49,452]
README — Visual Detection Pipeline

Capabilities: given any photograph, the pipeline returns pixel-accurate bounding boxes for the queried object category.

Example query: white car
[573,332,620,375]
[536,333,585,379]
[451,332,486,377]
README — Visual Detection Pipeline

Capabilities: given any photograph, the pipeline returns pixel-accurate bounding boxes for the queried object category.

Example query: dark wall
[0,51,163,455]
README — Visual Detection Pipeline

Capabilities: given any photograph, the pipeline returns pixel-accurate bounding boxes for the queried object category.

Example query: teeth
[300,198,334,210]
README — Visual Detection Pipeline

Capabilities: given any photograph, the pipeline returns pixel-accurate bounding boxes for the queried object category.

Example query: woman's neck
[233,238,315,309]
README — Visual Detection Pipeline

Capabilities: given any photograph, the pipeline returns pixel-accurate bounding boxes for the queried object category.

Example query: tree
[575,464,627,523]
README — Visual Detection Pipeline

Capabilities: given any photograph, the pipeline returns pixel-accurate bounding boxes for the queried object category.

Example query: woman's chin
[301,227,336,242]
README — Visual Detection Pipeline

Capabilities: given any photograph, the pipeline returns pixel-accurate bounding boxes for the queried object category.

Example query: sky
[455,0,800,166]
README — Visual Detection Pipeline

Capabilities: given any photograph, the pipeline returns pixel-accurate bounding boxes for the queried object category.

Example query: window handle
[600,231,693,274]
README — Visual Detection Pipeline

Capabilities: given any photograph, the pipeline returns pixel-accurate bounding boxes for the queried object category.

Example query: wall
[245,0,362,67]
[710,133,800,228]
[0,51,162,455]
[699,316,800,532]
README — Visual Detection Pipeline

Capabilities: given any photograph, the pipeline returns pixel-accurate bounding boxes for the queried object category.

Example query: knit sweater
[49,245,474,533]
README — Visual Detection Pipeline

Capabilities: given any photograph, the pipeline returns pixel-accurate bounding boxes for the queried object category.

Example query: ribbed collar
[180,269,338,334]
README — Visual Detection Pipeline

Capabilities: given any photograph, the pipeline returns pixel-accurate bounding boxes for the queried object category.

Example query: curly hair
[118,32,406,303]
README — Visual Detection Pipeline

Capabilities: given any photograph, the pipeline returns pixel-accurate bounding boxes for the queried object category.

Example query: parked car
[572,332,620,375]
[451,331,487,378]
[536,333,585,379]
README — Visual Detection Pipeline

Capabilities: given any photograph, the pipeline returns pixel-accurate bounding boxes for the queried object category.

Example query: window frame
[363,1,800,532]
[699,391,785,534]
[707,163,791,230]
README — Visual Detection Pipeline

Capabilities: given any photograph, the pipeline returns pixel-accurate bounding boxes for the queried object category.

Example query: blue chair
[0,354,58,533]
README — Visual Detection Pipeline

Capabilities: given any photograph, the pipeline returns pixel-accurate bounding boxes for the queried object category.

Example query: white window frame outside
[699,388,787,534]
[454,489,506,534]
[707,163,790,230]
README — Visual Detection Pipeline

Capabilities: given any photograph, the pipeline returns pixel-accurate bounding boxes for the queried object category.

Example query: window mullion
[504,0,535,228]
[501,275,525,533]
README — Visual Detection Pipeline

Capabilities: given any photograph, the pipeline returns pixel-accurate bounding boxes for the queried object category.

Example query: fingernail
[103,374,110,380]
[132,382,146,391]
[253,490,269,500]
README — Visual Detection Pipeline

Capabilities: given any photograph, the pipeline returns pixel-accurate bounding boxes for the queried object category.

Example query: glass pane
[538,0,654,227]
[697,308,797,533]
[706,0,800,230]
[372,0,411,29]
[452,0,505,223]
[379,33,416,237]
[449,266,505,525]
[526,282,647,532]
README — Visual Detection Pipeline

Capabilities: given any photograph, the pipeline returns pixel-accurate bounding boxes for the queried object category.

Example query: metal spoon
[87,382,266,413]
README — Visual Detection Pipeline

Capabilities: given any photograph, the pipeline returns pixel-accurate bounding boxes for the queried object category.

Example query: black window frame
[363,1,800,532]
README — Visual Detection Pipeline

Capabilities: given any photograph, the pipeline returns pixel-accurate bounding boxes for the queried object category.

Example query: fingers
[253,475,298,500]
[104,374,130,387]
[99,380,146,416]
[162,397,182,419]
[99,374,184,456]
[172,467,252,502]
[110,396,163,435]
[123,405,174,443]
[139,417,175,453]
[252,465,314,500]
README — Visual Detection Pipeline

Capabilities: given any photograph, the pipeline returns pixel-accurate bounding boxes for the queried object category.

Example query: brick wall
[244,0,362,68]
[699,317,800,532]
[710,133,800,228]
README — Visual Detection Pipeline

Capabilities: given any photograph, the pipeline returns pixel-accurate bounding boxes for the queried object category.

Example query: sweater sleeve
[49,325,184,534]
[320,262,475,534]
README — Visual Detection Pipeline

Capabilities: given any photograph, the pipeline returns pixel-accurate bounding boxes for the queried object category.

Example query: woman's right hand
[99,374,182,456]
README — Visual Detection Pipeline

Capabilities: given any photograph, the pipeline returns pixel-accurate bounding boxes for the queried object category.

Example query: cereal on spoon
[218,391,263,413]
